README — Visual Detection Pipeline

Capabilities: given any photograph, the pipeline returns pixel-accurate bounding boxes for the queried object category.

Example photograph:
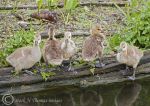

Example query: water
[1,78,150,106]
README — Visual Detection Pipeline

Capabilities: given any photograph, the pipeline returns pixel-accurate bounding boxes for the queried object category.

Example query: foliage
[108,34,124,51]
[41,71,56,81]
[64,0,79,12]
[90,68,95,75]
[36,0,43,12]
[60,0,79,24]
[47,0,60,10]
[109,0,150,50]
[0,29,35,67]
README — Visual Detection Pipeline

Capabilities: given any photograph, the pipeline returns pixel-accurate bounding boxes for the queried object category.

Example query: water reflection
[115,83,142,106]
[80,90,103,106]
[2,80,150,106]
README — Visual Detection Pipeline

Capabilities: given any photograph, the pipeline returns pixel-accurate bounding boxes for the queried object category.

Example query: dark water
[1,78,150,106]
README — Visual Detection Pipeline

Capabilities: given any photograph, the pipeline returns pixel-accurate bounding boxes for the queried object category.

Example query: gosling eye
[122,45,126,49]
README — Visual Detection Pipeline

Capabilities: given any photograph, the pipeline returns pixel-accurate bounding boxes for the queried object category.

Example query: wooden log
[0,50,150,95]
[0,2,128,10]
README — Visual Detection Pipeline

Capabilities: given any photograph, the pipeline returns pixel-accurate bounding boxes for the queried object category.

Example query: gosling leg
[68,57,78,74]
[23,65,38,75]
[128,68,136,80]
[68,57,73,71]
[45,62,49,72]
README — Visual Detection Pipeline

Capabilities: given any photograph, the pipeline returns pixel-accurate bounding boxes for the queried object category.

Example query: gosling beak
[117,48,122,53]
[103,42,107,47]
[65,39,69,44]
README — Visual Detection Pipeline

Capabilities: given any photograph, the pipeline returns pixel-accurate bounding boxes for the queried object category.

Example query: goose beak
[65,39,69,44]
[103,41,107,47]
[117,48,122,53]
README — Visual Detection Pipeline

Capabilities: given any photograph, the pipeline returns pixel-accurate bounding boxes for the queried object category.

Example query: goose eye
[122,45,126,49]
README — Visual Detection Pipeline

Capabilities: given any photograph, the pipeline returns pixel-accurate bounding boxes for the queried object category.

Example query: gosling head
[90,24,104,36]
[34,33,41,46]
[118,41,128,53]
[63,32,72,45]
[48,26,55,40]
[64,32,72,40]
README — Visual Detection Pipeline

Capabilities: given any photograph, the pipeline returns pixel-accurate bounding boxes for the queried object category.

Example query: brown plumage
[43,26,63,65]
[82,24,105,67]
[6,34,42,74]
[116,42,143,80]
[30,10,58,23]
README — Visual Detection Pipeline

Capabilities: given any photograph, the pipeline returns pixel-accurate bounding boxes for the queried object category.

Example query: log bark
[0,50,150,95]
[0,2,128,10]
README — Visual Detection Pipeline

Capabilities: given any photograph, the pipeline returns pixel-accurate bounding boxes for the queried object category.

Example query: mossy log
[0,50,150,95]
[0,1,128,10]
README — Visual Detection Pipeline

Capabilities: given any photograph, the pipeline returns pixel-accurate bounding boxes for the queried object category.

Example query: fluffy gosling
[61,32,76,71]
[82,24,106,68]
[43,26,63,70]
[6,34,42,74]
[116,42,143,80]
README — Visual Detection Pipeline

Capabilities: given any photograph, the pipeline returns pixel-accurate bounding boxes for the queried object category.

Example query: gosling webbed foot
[23,70,34,75]
[59,64,69,71]
[61,60,71,71]
[95,58,105,68]
[128,76,135,80]
[95,62,105,68]
[128,67,136,80]
[68,66,78,75]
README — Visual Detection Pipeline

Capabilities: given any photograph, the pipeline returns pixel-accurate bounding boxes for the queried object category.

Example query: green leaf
[64,0,79,11]
[41,72,56,81]
[36,0,43,12]
[90,68,95,75]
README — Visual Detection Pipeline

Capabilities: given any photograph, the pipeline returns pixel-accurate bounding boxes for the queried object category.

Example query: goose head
[64,32,72,40]
[34,33,41,46]
[118,41,128,53]
[90,24,104,36]
[48,26,56,40]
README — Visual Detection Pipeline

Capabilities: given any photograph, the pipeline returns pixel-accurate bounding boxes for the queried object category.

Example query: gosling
[6,34,42,74]
[116,42,143,80]
[61,32,76,71]
[82,24,106,68]
[43,26,63,70]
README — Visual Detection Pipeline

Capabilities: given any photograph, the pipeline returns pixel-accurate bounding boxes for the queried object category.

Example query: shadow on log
[0,50,150,95]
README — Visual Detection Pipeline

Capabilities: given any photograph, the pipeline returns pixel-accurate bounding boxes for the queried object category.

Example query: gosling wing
[6,47,31,66]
